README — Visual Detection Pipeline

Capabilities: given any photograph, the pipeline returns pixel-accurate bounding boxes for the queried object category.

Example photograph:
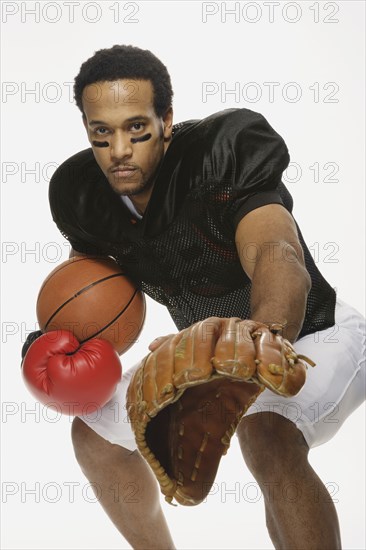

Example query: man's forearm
[250,246,311,343]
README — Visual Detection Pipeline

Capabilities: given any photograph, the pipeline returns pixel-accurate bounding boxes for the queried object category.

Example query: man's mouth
[111,167,138,178]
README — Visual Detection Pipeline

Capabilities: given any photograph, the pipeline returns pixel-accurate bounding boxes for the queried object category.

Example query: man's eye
[131,122,144,131]
[95,128,109,135]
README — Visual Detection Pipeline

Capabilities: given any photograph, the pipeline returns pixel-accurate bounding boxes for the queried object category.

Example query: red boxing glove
[22,330,122,416]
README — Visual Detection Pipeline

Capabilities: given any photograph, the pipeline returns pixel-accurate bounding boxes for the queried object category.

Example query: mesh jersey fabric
[49,108,336,338]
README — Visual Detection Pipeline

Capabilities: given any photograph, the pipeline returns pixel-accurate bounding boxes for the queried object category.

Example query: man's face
[82,79,173,206]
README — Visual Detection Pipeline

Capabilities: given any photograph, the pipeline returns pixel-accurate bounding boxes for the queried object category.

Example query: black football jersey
[49,108,336,337]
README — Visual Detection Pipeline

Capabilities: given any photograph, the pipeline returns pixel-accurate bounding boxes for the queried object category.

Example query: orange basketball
[36,256,146,355]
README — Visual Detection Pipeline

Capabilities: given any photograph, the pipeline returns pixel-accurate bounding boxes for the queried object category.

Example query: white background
[1,1,365,549]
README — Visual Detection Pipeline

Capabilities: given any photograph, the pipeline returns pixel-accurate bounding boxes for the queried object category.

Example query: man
[27,45,365,549]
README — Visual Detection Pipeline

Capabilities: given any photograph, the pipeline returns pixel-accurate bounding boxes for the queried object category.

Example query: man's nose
[110,132,133,160]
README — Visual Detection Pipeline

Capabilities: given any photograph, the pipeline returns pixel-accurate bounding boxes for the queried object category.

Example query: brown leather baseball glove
[126,317,314,506]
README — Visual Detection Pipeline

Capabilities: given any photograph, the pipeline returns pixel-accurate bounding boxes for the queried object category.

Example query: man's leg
[71,417,175,550]
[237,412,341,550]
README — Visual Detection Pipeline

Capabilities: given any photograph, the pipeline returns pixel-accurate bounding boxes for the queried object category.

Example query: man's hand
[148,334,174,352]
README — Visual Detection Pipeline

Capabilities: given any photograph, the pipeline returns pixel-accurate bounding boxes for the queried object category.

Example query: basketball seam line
[79,288,140,344]
[44,273,126,329]
[37,257,117,302]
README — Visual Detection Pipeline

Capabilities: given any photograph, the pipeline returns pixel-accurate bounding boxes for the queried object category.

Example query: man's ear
[82,113,88,132]
[82,114,92,144]
[162,108,173,141]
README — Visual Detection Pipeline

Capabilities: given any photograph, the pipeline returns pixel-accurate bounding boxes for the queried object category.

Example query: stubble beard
[108,168,154,197]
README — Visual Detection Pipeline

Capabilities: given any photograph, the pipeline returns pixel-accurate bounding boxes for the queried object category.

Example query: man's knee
[71,417,131,472]
[237,412,308,477]
[72,417,100,469]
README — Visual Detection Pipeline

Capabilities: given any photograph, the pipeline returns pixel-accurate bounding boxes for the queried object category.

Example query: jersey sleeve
[66,236,104,257]
[218,110,290,229]
[48,148,108,256]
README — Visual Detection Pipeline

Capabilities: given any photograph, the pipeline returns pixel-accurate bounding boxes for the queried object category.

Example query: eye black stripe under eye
[92,141,109,147]
[92,133,152,147]
[131,133,152,144]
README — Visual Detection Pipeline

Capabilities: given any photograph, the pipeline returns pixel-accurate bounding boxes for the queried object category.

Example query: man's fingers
[148,334,174,351]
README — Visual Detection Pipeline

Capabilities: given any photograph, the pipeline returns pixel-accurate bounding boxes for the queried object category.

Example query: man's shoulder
[51,148,99,183]
[49,148,106,207]
[172,108,267,142]
[165,108,288,189]
[170,107,286,165]
[48,146,114,231]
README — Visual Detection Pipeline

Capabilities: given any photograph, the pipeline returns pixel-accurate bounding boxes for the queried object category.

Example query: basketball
[36,256,146,355]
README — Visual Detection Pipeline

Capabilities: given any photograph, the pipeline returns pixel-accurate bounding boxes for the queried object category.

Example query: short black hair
[74,44,173,118]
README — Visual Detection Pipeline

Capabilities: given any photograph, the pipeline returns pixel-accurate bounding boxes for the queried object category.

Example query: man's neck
[129,194,149,216]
